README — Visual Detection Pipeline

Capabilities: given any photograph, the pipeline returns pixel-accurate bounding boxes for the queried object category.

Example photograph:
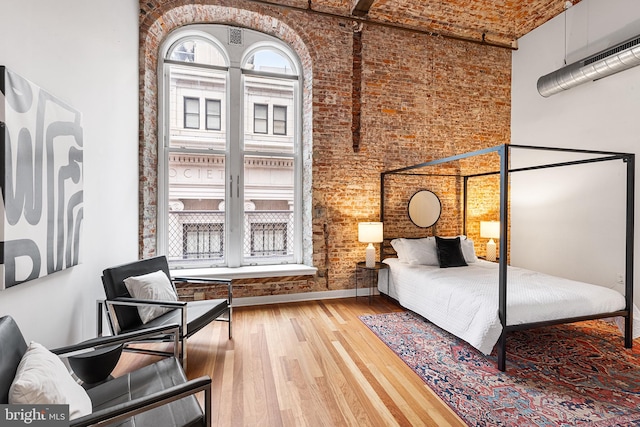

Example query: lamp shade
[358,222,383,243]
[480,221,500,239]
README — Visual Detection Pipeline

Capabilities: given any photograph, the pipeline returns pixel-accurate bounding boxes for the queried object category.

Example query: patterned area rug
[360,311,640,426]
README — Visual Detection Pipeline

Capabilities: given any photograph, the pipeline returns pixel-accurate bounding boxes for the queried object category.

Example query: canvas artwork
[0,66,83,289]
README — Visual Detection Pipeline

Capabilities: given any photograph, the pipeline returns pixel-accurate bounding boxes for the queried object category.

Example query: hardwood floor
[114,297,465,427]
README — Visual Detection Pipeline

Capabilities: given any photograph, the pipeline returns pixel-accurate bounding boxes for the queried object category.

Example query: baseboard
[233,289,358,307]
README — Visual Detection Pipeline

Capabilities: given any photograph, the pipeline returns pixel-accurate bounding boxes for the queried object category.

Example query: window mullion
[226,66,243,267]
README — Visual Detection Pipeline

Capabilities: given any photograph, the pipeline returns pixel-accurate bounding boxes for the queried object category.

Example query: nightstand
[355,261,389,304]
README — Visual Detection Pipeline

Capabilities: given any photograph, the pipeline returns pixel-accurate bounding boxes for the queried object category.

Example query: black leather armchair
[0,315,211,427]
[100,255,232,370]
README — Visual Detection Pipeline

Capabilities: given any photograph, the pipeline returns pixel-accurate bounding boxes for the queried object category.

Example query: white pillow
[124,270,178,324]
[9,342,92,420]
[391,238,439,265]
[403,238,439,265]
[459,237,478,263]
[390,239,406,261]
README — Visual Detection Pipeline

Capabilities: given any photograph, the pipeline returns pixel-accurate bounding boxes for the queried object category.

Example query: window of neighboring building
[250,222,287,256]
[183,223,224,259]
[159,27,302,268]
[273,105,287,135]
[184,97,200,129]
[254,103,268,134]
[206,99,221,130]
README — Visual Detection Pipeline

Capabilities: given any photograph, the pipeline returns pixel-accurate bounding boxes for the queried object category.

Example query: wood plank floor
[114,297,465,427]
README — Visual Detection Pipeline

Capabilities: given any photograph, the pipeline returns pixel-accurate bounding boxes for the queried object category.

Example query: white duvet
[380,258,638,354]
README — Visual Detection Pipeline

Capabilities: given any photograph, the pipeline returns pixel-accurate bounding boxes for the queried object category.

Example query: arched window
[159,26,302,268]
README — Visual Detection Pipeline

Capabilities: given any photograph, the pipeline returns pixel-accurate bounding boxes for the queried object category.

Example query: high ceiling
[259,0,581,48]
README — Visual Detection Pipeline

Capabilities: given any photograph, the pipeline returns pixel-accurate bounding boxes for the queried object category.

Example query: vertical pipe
[352,27,363,152]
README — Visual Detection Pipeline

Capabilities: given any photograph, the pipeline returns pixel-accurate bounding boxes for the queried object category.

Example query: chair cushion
[86,357,204,427]
[9,342,92,420]
[124,270,178,324]
[120,299,229,339]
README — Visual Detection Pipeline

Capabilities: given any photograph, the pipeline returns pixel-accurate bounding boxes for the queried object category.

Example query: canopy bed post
[380,172,386,223]
[625,154,635,348]
[463,176,469,236]
[497,144,510,371]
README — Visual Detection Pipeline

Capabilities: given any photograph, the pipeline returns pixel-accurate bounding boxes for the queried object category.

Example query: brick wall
[139,1,511,298]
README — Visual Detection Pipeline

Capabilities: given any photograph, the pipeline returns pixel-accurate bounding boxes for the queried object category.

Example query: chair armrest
[173,276,233,306]
[50,324,181,357]
[69,375,212,427]
[110,297,187,309]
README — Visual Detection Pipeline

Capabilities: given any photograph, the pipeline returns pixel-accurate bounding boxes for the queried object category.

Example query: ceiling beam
[227,0,515,49]
[351,0,376,17]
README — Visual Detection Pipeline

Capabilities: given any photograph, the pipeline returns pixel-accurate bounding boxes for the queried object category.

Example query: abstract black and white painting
[0,66,83,289]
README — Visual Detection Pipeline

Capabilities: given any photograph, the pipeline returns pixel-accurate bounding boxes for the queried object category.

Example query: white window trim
[158,26,306,270]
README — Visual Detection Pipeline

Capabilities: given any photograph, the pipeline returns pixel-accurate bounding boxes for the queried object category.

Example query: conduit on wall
[537,34,640,97]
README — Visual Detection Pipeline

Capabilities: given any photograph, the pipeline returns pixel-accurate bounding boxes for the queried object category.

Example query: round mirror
[408,190,441,228]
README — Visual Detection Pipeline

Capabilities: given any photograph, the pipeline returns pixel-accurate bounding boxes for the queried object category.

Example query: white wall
[511,0,640,301]
[0,0,139,346]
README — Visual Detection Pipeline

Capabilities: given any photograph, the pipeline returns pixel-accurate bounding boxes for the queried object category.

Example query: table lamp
[480,221,500,262]
[358,222,383,268]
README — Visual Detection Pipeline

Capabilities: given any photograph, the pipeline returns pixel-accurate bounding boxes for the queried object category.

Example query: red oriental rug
[360,311,640,426]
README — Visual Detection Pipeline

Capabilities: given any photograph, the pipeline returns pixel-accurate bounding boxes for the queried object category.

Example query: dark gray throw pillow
[435,236,468,268]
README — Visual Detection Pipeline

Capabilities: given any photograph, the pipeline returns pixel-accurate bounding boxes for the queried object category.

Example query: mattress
[379,258,635,354]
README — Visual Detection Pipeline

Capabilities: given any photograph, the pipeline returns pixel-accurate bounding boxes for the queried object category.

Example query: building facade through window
[159,25,302,268]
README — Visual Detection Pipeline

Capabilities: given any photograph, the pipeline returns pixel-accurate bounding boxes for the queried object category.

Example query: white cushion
[124,270,178,324]
[9,342,92,420]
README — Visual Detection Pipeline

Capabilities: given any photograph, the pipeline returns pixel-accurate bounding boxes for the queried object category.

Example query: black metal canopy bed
[379,144,636,371]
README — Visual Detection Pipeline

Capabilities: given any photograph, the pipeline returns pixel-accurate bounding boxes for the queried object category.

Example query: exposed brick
[138,1,525,298]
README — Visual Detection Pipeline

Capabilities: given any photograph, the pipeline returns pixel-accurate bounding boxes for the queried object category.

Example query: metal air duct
[537,34,640,97]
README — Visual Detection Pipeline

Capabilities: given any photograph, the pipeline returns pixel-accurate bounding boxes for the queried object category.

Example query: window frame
[250,222,288,256]
[183,222,225,259]
[183,96,200,129]
[273,105,287,135]
[253,103,268,134]
[158,27,305,269]
[205,98,222,131]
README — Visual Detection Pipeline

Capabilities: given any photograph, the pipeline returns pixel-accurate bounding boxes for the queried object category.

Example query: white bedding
[379,258,637,354]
